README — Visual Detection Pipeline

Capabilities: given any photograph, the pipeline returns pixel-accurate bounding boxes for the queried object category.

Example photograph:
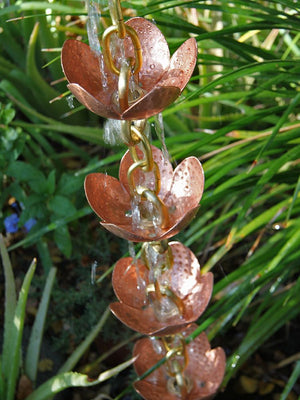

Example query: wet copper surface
[110,242,213,335]
[133,324,226,400]
[84,146,204,242]
[61,17,197,120]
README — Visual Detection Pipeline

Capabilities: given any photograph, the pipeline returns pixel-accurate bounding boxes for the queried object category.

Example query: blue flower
[24,218,37,232]
[4,213,37,233]
[4,213,19,233]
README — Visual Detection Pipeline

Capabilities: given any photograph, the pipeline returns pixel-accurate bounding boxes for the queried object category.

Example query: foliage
[0,234,135,400]
[0,0,300,399]
[0,100,86,257]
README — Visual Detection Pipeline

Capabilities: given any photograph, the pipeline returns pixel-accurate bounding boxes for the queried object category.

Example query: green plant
[0,100,88,258]
[0,233,135,400]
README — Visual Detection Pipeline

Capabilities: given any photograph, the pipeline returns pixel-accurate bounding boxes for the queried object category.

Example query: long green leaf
[6,258,37,400]
[0,2,85,18]
[25,267,57,384]
[26,357,136,400]
[0,234,17,393]
[223,278,300,386]
[280,361,300,400]
[58,307,111,373]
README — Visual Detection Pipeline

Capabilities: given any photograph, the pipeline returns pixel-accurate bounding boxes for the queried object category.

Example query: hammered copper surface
[61,17,197,120]
[133,324,226,400]
[84,147,204,242]
[119,146,173,198]
[110,242,213,335]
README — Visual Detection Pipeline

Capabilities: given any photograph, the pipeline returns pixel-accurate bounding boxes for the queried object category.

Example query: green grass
[1,0,300,399]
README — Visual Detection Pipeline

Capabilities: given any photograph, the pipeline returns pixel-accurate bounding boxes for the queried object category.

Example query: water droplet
[66,95,74,109]
[153,296,180,321]
[154,113,170,161]
[90,261,97,284]
[230,354,240,369]
[150,64,155,69]
[104,119,122,145]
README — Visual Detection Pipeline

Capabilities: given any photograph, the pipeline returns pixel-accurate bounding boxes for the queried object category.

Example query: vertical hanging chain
[123,122,169,229]
[102,0,142,75]
[101,0,142,112]
[143,241,184,315]
[163,334,190,397]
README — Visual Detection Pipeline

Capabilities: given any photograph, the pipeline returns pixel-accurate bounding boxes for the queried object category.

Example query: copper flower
[84,146,204,242]
[110,242,213,335]
[133,324,226,400]
[61,17,197,120]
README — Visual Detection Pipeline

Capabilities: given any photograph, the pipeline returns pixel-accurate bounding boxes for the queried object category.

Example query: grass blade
[6,258,37,400]
[58,307,111,373]
[26,357,136,400]
[279,361,300,400]
[0,234,17,395]
[25,267,57,384]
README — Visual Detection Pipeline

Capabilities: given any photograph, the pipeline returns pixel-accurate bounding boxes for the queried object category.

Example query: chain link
[102,25,142,76]
[143,241,184,314]
[108,0,126,39]
[163,335,190,397]
[124,124,169,229]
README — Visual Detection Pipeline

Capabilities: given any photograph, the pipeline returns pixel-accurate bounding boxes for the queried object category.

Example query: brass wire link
[102,25,142,75]
[124,123,169,227]
[108,0,126,38]
[118,59,132,112]
[102,0,142,76]
[143,241,184,315]
[141,241,173,271]
[102,1,143,114]
[164,335,188,376]
[163,335,190,397]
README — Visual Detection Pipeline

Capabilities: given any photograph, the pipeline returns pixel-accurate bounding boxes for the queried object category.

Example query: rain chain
[61,1,225,398]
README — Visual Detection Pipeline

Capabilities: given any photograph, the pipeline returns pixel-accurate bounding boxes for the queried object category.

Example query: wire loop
[102,25,142,75]
[164,335,189,376]
[118,59,132,112]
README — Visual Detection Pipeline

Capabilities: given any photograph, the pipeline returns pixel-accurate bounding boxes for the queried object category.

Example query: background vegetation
[0,0,299,399]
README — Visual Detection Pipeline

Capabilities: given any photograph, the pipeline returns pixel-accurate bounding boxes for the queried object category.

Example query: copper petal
[121,86,180,120]
[85,153,204,242]
[110,274,213,336]
[61,40,119,119]
[159,38,198,91]
[163,156,204,221]
[123,37,198,120]
[133,324,226,400]
[61,18,197,120]
[110,242,213,335]
[111,257,149,308]
[84,173,131,225]
[160,241,203,297]
[61,39,116,96]
[124,17,170,91]
[67,83,120,119]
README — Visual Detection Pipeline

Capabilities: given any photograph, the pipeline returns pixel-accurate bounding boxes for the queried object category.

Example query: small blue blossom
[24,218,37,232]
[4,213,19,233]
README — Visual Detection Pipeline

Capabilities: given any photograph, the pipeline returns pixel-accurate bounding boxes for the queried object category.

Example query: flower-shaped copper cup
[61,17,197,120]
[110,242,213,335]
[84,146,204,242]
[133,324,226,400]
